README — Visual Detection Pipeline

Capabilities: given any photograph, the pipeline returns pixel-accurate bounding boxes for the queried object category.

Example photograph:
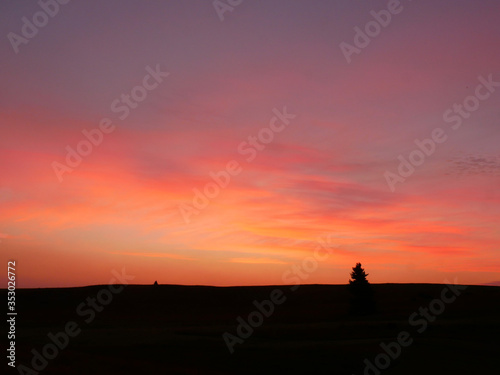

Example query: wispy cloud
[0,233,30,240]
[228,257,289,265]
[107,251,196,261]
[447,154,500,177]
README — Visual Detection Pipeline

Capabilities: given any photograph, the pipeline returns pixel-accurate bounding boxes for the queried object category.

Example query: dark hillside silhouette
[5,283,500,374]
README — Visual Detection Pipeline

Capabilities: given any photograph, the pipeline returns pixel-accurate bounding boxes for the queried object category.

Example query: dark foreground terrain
[3,283,500,374]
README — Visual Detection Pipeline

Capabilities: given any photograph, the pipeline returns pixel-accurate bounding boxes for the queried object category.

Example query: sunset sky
[1,0,499,288]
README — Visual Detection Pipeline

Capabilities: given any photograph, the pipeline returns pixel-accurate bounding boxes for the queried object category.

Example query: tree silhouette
[347,263,376,315]
[349,263,369,286]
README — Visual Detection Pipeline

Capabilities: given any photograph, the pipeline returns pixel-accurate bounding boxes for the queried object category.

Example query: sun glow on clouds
[107,251,196,261]
[229,258,289,265]
[1,0,499,287]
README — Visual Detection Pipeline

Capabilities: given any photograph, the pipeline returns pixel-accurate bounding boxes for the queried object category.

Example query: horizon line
[3,282,499,290]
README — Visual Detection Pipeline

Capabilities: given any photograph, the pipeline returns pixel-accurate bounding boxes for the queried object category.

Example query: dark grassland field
[3,284,500,374]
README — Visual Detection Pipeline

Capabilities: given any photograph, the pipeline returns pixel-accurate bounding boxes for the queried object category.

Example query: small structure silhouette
[153,280,158,286]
